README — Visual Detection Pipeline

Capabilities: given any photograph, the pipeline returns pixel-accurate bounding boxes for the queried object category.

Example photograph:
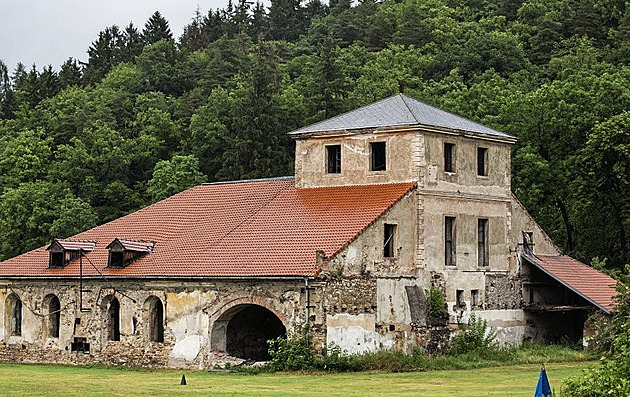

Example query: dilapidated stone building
[0,94,618,368]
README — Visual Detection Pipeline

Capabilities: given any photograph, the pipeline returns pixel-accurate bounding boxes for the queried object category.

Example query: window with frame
[456,289,465,309]
[444,143,455,173]
[477,147,488,176]
[478,219,489,267]
[445,216,456,266]
[326,145,341,174]
[471,289,479,308]
[383,223,398,258]
[370,142,387,171]
[522,231,534,255]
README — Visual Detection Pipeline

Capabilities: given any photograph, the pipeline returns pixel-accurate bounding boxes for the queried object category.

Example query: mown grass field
[0,361,595,396]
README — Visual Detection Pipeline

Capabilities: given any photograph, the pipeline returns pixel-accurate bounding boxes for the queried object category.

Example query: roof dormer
[106,239,155,268]
[46,240,96,268]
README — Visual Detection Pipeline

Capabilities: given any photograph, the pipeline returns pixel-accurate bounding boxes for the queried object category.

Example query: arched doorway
[144,296,164,343]
[212,304,286,361]
[100,295,120,341]
[43,294,61,338]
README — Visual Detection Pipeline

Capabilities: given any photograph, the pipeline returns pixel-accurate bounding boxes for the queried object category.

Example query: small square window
[384,223,398,258]
[370,142,386,171]
[456,289,465,309]
[471,289,479,308]
[477,147,488,176]
[444,143,455,173]
[326,145,341,174]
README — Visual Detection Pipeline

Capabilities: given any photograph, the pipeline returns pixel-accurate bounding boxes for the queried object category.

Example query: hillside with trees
[0,1,628,274]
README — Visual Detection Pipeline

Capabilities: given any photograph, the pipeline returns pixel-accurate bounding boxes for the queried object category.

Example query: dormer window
[107,239,155,268]
[47,240,95,268]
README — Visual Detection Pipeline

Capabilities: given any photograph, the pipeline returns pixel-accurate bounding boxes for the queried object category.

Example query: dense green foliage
[564,284,630,396]
[449,314,497,355]
[0,2,629,271]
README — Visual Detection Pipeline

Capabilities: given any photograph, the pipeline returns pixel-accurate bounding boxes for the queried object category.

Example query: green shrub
[449,313,497,355]
[267,325,316,371]
[427,288,447,318]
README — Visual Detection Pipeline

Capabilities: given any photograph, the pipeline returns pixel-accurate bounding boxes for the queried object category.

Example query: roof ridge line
[202,176,294,186]
[399,93,421,124]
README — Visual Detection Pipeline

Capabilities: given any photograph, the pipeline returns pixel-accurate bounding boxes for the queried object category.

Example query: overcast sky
[0,0,228,72]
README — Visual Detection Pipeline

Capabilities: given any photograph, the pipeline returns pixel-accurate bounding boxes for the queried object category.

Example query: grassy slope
[0,361,595,396]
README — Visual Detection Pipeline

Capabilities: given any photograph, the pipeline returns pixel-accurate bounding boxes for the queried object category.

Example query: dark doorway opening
[225,305,286,360]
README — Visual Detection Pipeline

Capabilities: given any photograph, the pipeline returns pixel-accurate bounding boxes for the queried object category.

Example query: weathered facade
[0,94,618,368]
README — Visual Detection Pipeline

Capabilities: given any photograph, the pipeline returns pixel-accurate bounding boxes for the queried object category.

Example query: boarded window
[384,223,398,258]
[477,147,488,176]
[478,219,489,267]
[326,145,341,174]
[444,143,455,173]
[445,216,456,266]
[370,142,386,171]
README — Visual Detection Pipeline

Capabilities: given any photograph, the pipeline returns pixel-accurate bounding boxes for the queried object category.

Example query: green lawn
[0,361,595,396]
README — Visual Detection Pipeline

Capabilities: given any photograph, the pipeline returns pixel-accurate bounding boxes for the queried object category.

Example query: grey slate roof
[289,93,514,139]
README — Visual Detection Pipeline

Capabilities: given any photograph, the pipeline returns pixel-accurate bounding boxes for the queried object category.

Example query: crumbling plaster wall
[294,129,419,188]
[0,279,309,369]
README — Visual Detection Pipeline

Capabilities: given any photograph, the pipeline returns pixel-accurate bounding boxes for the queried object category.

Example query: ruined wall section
[294,129,417,188]
[0,279,310,369]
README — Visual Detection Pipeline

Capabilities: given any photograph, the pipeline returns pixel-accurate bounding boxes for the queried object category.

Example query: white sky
[0,0,227,72]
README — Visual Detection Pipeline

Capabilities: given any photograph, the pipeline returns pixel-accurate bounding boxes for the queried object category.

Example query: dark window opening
[108,298,120,341]
[225,305,286,361]
[477,147,488,176]
[370,142,386,171]
[47,295,61,338]
[523,231,534,255]
[148,297,164,343]
[50,251,64,268]
[384,223,398,258]
[445,216,456,266]
[326,145,341,174]
[109,251,124,267]
[10,296,22,336]
[444,143,455,173]
[456,289,465,309]
[471,290,479,308]
[478,219,489,267]
[71,337,90,353]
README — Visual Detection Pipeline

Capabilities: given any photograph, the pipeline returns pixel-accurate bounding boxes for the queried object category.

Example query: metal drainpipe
[304,278,311,333]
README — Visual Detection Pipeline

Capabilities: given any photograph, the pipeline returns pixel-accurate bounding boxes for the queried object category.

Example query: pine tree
[574,0,604,40]
[58,58,82,88]
[0,60,15,119]
[249,2,269,40]
[84,25,125,83]
[268,0,303,41]
[142,11,173,45]
[122,23,145,61]
[180,7,208,52]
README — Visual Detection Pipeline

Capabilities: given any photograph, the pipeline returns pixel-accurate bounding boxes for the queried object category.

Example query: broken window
[523,231,534,254]
[384,223,398,258]
[445,216,456,266]
[45,294,61,338]
[456,289,465,309]
[478,219,489,267]
[477,147,488,176]
[471,289,479,308]
[326,145,341,174]
[146,296,164,343]
[444,143,456,173]
[107,297,120,341]
[370,142,387,171]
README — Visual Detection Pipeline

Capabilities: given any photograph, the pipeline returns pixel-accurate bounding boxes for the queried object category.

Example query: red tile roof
[523,254,619,313]
[48,240,96,252]
[0,178,416,278]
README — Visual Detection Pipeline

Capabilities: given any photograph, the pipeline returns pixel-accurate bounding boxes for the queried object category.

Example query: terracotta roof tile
[0,178,416,278]
[524,254,618,313]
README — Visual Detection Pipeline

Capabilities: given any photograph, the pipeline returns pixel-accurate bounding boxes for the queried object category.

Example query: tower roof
[290,93,514,140]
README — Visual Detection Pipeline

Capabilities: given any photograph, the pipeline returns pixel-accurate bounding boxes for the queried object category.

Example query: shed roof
[290,94,514,140]
[0,178,416,278]
[523,254,618,313]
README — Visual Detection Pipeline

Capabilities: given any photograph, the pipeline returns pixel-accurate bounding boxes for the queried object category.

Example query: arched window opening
[108,298,120,341]
[5,294,22,337]
[145,296,164,343]
[44,295,61,338]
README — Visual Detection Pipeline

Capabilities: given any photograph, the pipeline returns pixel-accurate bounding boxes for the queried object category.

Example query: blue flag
[535,368,552,397]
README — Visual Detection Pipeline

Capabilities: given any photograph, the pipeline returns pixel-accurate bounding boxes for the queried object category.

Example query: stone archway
[211,303,286,361]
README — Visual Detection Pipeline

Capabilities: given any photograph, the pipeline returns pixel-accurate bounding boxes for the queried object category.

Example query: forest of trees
[0,0,628,275]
